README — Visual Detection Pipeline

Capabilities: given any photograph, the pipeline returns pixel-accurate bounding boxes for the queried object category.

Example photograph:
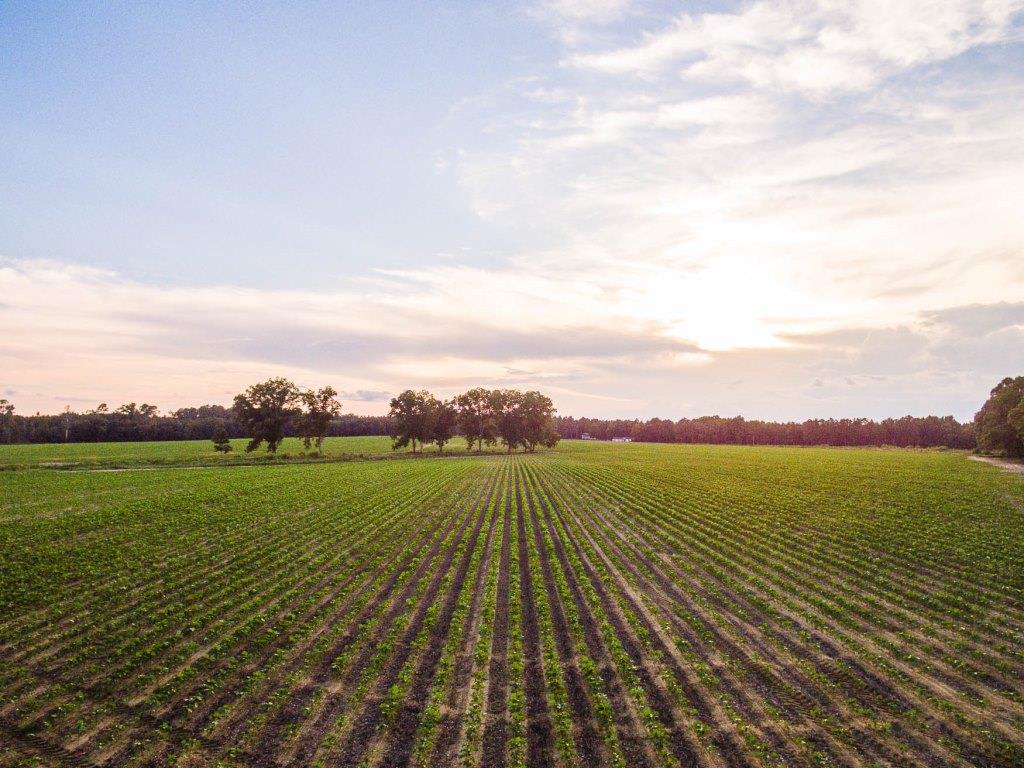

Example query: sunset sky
[2,1,1023,420]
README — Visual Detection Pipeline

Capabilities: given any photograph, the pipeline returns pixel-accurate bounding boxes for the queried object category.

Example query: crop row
[2,443,1022,767]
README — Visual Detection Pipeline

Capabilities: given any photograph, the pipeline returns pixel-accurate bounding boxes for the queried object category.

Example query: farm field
[2,442,1024,767]
[0,436,481,470]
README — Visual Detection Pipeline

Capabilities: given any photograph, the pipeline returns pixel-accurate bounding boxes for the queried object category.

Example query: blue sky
[2,1,1023,419]
[1,2,548,284]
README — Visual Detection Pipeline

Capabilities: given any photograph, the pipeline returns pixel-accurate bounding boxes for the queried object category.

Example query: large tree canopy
[455,387,496,452]
[489,389,559,453]
[975,376,1024,458]
[388,387,559,454]
[388,390,438,454]
[299,386,343,451]
[232,377,301,453]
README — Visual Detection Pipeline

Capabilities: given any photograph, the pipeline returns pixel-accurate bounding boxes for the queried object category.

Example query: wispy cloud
[3,2,1023,420]
[529,0,634,44]
[567,1,1023,96]
[2,260,1020,419]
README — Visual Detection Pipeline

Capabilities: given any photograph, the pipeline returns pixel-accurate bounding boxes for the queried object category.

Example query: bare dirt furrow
[522,462,660,768]
[515,465,557,768]
[338,467,500,768]
[520,462,608,768]
[562,462,1016,766]
[86,472,474,767]
[408,462,507,768]
[573,479,966,768]
[578,497,891,768]
[534,470,718,768]
[480,468,514,768]
[0,714,95,768]
[6,472,339,668]
[273,470,497,767]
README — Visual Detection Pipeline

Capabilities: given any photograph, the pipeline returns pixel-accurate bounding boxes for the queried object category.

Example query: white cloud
[432,0,1024,418]
[2,255,1020,420]
[568,0,1024,97]
[534,0,631,24]
[4,2,1023,421]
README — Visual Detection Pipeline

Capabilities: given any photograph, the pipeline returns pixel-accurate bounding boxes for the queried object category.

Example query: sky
[2,0,1023,421]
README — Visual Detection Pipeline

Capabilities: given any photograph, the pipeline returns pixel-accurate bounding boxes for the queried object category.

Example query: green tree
[232,377,300,453]
[117,402,139,419]
[299,386,342,451]
[211,424,233,453]
[518,390,560,452]
[1009,399,1024,449]
[975,376,1024,458]
[490,389,526,453]
[487,389,559,453]
[0,399,14,444]
[455,387,495,452]
[433,398,458,453]
[388,390,437,454]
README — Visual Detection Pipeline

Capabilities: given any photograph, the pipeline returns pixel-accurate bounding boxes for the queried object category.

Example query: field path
[969,454,1024,474]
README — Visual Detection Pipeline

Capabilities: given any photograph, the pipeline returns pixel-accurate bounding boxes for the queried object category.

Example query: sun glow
[615,258,839,352]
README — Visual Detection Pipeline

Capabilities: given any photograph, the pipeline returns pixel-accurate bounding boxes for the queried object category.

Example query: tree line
[0,382,561,455]
[556,413,977,449]
[5,375,1024,453]
[0,397,390,445]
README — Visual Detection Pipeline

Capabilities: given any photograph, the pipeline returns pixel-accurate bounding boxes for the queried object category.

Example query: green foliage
[388,389,439,453]
[975,376,1024,458]
[433,397,458,453]
[455,388,497,452]
[2,443,1022,765]
[490,389,559,452]
[299,386,343,451]
[232,377,301,453]
[0,398,14,444]
[390,387,558,454]
[211,424,233,453]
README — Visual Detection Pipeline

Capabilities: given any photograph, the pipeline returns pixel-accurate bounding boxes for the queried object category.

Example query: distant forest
[555,414,975,449]
[0,404,391,445]
[0,401,976,449]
